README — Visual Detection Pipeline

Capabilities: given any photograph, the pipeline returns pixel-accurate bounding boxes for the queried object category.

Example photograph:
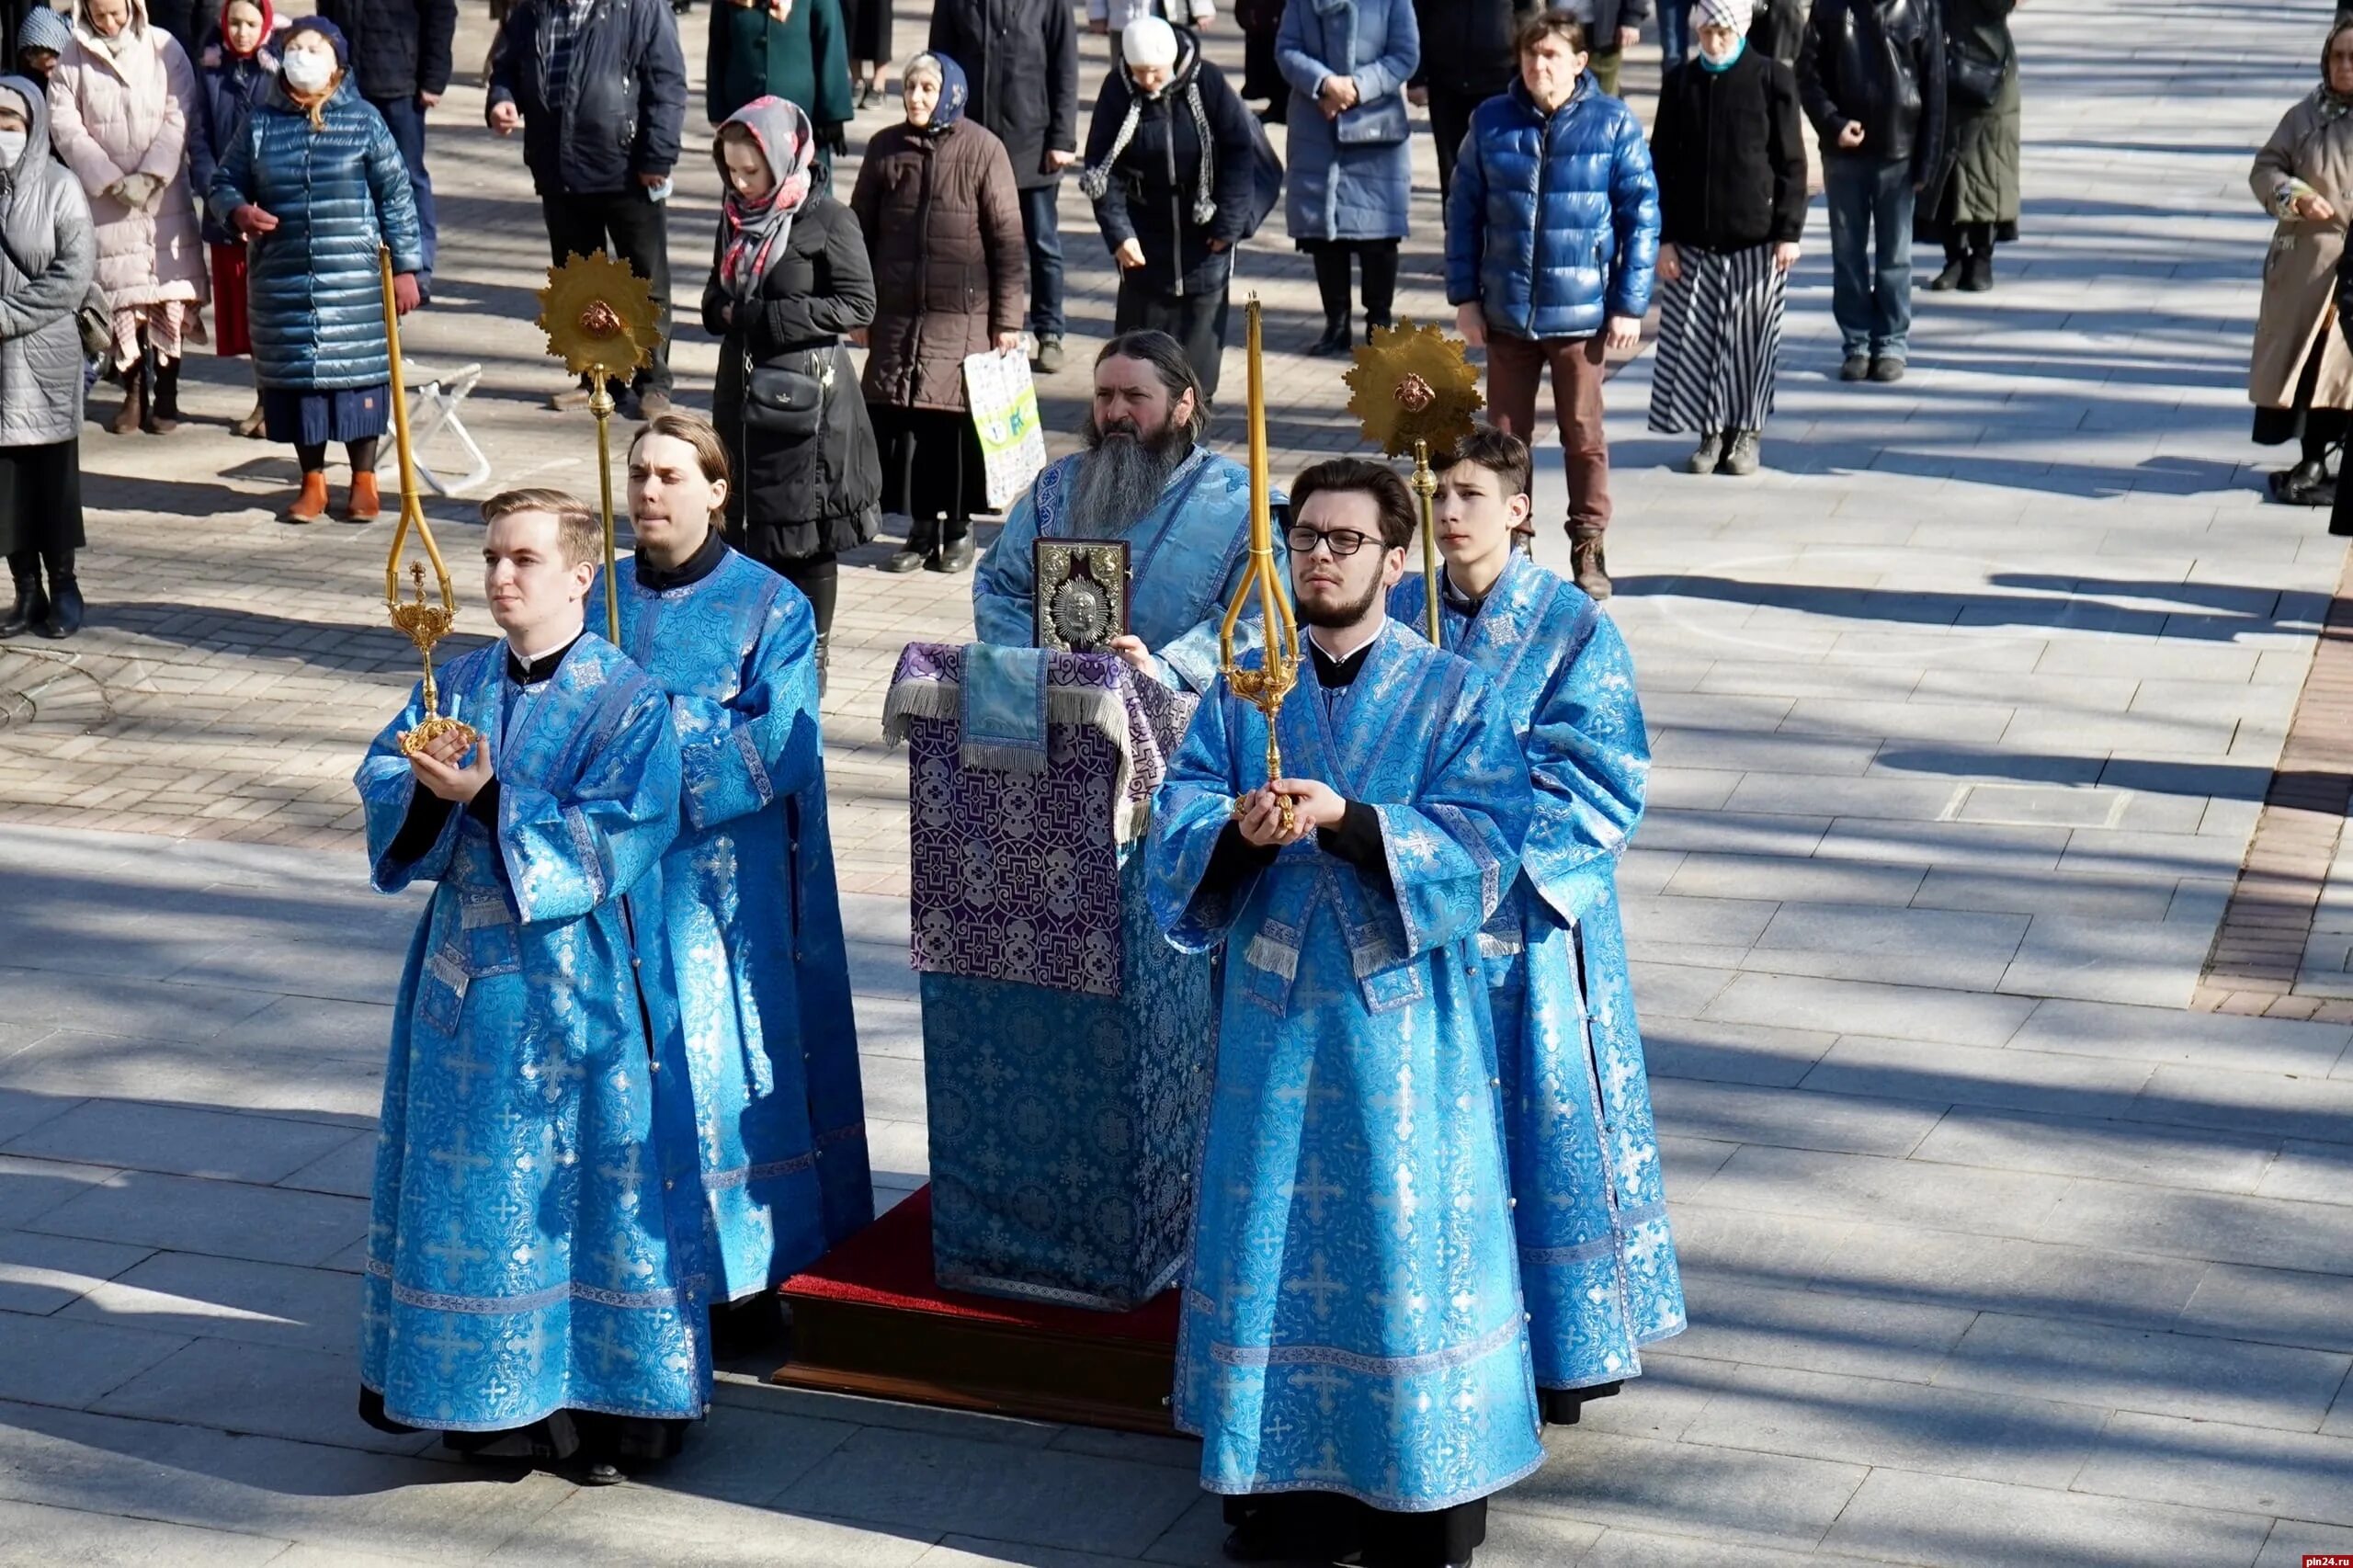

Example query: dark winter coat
[315,0,457,100]
[926,0,1077,189]
[206,75,425,390]
[702,192,880,561]
[486,0,687,198]
[1924,0,2017,228]
[1081,41,1256,297]
[851,117,1024,412]
[1796,0,1943,177]
[1407,0,1538,97]
[704,0,852,132]
[1651,47,1807,252]
[187,28,276,245]
[144,0,220,55]
[1445,74,1659,340]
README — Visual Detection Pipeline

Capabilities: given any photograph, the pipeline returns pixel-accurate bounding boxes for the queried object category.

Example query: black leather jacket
[1796,0,1944,175]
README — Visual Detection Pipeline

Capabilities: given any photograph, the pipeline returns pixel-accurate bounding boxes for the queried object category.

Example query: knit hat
[285,14,347,65]
[1121,16,1177,68]
[1692,0,1753,34]
[17,6,70,55]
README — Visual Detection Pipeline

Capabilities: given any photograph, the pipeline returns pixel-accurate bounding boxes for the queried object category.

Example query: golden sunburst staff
[1343,321,1483,640]
[1218,298,1302,831]
[535,254,659,642]
[378,246,478,758]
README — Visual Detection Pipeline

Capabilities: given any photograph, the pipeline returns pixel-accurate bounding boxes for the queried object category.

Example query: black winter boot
[0,551,45,638]
[39,550,81,638]
[881,515,937,574]
[929,517,975,574]
[145,354,183,433]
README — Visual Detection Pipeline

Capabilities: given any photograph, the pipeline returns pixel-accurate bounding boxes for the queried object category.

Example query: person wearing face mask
[1646,0,1806,476]
[47,0,209,437]
[1080,17,1256,403]
[584,410,868,1345]
[0,74,97,642]
[207,15,421,522]
[704,94,878,683]
[849,51,1021,574]
[186,0,273,437]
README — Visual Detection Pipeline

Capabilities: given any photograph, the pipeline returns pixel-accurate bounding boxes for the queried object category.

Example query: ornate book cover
[1032,539,1131,654]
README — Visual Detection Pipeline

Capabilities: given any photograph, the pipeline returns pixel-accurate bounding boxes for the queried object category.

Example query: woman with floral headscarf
[47,0,208,436]
[2249,18,2353,508]
[850,50,1022,574]
[207,15,421,523]
[704,93,879,679]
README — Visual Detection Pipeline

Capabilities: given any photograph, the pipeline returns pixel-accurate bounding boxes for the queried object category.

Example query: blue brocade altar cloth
[886,643,1212,1311]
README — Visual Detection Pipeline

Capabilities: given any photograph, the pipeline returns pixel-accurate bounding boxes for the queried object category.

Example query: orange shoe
[340,470,381,522]
[282,471,330,525]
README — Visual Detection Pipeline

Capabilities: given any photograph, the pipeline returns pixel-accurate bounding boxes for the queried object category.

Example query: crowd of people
[0,0,2029,640]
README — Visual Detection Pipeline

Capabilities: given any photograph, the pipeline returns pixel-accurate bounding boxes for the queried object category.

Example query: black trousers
[871,402,983,528]
[1115,272,1233,403]
[1427,83,1501,210]
[1223,1493,1487,1568]
[540,188,673,393]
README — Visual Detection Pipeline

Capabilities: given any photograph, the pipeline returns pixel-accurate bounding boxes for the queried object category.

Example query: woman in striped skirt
[1645,0,1807,475]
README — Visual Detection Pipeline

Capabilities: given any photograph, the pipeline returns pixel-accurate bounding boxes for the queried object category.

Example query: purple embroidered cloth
[887,643,1194,998]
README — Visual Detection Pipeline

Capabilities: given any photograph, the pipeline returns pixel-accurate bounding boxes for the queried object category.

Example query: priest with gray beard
[973,330,1262,693]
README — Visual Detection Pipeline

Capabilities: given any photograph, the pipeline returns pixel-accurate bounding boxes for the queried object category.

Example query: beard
[1073,413,1188,533]
[1296,569,1386,631]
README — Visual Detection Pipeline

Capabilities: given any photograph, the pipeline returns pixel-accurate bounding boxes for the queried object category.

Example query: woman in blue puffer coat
[207,15,420,524]
[1277,0,1416,356]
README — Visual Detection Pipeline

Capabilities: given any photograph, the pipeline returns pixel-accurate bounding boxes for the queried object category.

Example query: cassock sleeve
[1145,678,1265,951]
[972,487,1042,647]
[676,588,823,832]
[1521,611,1649,926]
[1151,490,1284,696]
[1368,665,1534,959]
[494,676,684,924]
[356,678,466,892]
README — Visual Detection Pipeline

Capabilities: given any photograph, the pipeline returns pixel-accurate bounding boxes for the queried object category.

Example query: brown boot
[231,401,266,438]
[283,470,331,525]
[340,470,381,522]
[1571,534,1611,600]
[105,360,146,436]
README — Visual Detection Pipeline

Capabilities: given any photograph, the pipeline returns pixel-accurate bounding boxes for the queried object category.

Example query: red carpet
[782,1185,1180,1345]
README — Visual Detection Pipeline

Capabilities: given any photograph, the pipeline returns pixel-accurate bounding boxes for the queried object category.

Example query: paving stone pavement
[3,2,2352,1565]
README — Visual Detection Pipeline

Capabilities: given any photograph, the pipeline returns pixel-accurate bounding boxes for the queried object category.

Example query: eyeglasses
[1284,526,1378,558]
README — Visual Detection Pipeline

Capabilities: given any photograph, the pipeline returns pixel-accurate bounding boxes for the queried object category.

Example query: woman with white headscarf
[704,93,880,679]
[1645,0,1805,476]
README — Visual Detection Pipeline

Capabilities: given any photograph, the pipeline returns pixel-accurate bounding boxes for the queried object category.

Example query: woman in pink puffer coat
[49,0,208,436]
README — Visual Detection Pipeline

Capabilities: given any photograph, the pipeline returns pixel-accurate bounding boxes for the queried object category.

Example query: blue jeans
[1017,182,1065,340]
[1659,0,1690,67]
[1823,153,1915,361]
[370,94,437,282]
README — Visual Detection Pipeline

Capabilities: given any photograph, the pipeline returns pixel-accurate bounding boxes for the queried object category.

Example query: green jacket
[706,0,853,130]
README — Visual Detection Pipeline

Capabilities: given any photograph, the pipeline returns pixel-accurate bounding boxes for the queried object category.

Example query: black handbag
[1947,35,2012,111]
[742,347,827,437]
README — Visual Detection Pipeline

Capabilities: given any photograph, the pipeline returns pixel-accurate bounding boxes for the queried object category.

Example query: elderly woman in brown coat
[849,50,1024,574]
[2250,18,2353,507]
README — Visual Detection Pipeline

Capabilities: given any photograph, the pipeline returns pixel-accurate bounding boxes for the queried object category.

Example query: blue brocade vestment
[589,551,872,1300]
[972,446,1258,693]
[1390,555,1687,1391]
[354,635,713,1432]
[1145,621,1547,1511]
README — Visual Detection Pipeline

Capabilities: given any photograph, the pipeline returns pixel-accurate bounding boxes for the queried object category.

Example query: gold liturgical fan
[1218,298,1303,834]
[379,248,480,758]
[1342,320,1483,641]
[536,252,658,642]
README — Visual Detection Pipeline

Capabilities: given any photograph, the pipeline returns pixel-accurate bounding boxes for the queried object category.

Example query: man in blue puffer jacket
[1446,9,1656,600]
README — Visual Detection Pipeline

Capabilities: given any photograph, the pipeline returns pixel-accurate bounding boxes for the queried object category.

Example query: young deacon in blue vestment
[1388,428,1686,1425]
[1148,459,1539,1568]
[586,414,870,1329]
[355,490,710,1483]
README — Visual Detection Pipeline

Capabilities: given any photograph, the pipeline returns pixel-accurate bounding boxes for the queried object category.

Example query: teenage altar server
[355,488,710,1482]
[1147,456,1538,1568]
[1389,426,1685,1424]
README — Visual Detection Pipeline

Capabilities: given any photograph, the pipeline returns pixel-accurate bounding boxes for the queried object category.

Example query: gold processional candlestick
[380,247,481,758]
[1218,298,1302,834]
[1342,321,1483,642]
[535,253,660,644]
